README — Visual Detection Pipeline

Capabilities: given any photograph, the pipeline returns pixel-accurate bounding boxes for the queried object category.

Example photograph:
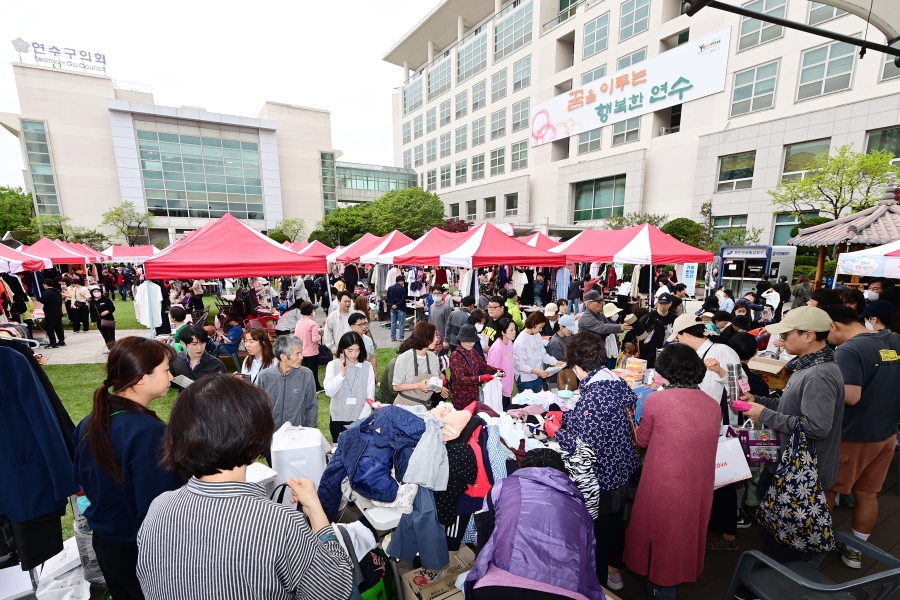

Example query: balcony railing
[543,0,585,33]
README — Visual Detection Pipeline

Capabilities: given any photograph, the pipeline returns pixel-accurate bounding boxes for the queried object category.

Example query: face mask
[92,292,101,298]
[609,314,619,322]
[736,311,746,317]
[865,320,875,331]
[865,290,879,301]
[475,323,484,332]
[432,295,442,302]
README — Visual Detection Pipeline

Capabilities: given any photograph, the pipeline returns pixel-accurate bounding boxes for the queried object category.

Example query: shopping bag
[270,423,332,487]
[35,567,90,600]
[757,420,835,552]
[714,437,752,489]
[481,377,503,413]
[731,419,781,463]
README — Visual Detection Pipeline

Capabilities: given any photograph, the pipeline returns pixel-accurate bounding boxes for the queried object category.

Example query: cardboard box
[747,357,792,390]
[400,547,475,600]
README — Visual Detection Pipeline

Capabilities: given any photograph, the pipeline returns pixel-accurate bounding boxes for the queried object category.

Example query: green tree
[153,239,168,250]
[268,218,307,243]
[101,200,155,246]
[767,144,899,220]
[661,217,705,247]
[0,186,34,234]
[604,212,669,230]
[369,188,446,238]
[27,214,71,242]
[697,199,762,253]
[311,202,374,246]
[67,227,109,248]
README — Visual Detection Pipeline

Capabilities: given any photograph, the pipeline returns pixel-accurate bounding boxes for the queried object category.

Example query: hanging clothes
[555,267,571,305]
[589,262,600,279]
[607,265,618,289]
[511,269,528,298]
[134,280,163,329]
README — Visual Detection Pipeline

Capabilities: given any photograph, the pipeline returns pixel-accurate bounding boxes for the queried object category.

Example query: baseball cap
[861,300,896,323]
[544,302,559,316]
[667,314,702,342]
[558,314,579,333]
[764,306,832,335]
[584,290,603,302]
[657,293,673,304]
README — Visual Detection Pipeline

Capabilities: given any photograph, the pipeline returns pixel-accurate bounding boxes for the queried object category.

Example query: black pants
[45,316,65,345]
[330,419,352,442]
[708,482,737,536]
[190,294,204,312]
[70,307,89,332]
[502,396,511,411]
[92,534,144,600]
[594,508,626,573]
[473,586,571,600]
[98,325,116,347]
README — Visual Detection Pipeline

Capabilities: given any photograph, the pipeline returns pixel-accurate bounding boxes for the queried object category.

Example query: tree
[25,214,108,247]
[697,199,762,253]
[661,217,705,248]
[369,188,446,238]
[767,144,900,220]
[153,239,168,250]
[101,201,155,246]
[0,186,34,235]
[441,218,472,232]
[67,227,109,248]
[268,218,307,243]
[604,212,669,230]
[311,202,374,247]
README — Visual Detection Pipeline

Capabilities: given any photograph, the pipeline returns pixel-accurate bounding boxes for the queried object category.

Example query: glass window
[492,69,508,103]
[427,169,437,191]
[456,91,468,119]
[739,0,786,51]
[491,147,506,175]
[473,117,487,146]
[467,200,477,220]
[456,125,468,152]
[578,127,602,154]
[494,2,533,61]
[512,99,530,132]
[427,139,437,163]
[511,141,528,170]
[458,31,488,83]
[714,215,748,233]
[808,1,846,25]
[402,122,412,144]
[440,100,452,126]
[456,159,468,184]
[473,154,486,180]
[782,139,831,181]
[584,13,610,59]
[717,151,756,191]
[426,108,437,133]
[612,116,640,145]
[882,50,900,82]
[414,115,423,139]
[867,127,900,165]
[414,144,424,167]
[491,109,507,140]
[441,164,452,188]
[773,211,818,244]
[513,56,531,92]
[485,197,497,218]
[403,77,423,115]
[574,175,626,222]
[582,65,607,85]
[440,133,452,158]
[798,40,855,100]
[403,149,412,169]
[505,193,519,216]
[617,47,646,71]
[620,0,650,41]
[428,55,453,102]
[731,61,778,116]
[473,80,487,111]
[450,203,460,218]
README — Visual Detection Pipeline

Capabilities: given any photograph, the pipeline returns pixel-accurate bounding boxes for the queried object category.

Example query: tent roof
[835,238,900,277]
[390,227,477,266]
[517,232,559,251]
[297,240,334,257]
[326,233,383,263]
[60,241,109,262]
[99,245,159,263]
[551,224,714,264]
[24,238,88,266]
[441,223,567,268]
[0,244,51,273]
[358,231,417,264]
[789,200,900,247]
[143,214,326,278]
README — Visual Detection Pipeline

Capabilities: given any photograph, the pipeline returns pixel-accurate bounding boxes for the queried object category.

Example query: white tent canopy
[836,239,900,278]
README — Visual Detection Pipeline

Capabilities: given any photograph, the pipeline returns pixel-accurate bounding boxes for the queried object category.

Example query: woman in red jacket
[449,324,501,410]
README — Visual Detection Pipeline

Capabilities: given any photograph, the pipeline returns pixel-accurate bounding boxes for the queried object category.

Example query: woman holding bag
[448,324,502,410]
[89,285,117,351]
[392,321,441,407]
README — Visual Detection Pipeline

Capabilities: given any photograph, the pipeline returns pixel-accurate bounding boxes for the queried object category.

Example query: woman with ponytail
[72,337,184,600]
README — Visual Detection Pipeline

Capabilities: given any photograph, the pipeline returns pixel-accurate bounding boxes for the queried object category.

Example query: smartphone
[240,374,251,382]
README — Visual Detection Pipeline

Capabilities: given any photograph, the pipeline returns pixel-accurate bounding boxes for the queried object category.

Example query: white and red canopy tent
[518,232,559,251]
[0,244,51,273]
[23,238,88,267]
[62,242,110,263]
[357,231,419,264]
[143,213,327,278]
[551,224,714,264]
[363,227,465,265]
[835,238,900,279]
[100,245,159,264]
[297,240,334,257]
[326,233,383,263]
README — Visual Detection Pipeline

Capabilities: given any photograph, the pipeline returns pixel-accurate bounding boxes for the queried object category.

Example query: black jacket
[41,287,64,319]
[89,296,116,323]
[170,351,227,381]
[773,281,791,303]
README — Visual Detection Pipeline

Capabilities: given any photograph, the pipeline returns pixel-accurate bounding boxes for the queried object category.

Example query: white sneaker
[606,572,624,590]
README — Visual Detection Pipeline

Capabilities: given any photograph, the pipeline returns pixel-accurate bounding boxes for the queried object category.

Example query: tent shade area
[375,227,469,266]
[23,238,88,266]
[100,245,159,263]
[551,224,714,264]
[143,213,327,278]
[297,240,334,257]
[836,239,900,278]
[0,245,51,273]
[326,233,383,263]
[518,232,559,251]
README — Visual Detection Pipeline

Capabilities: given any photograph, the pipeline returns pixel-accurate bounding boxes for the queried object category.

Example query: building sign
[530,27,731,147]
[11,37,107,74]
[721,246,769,259]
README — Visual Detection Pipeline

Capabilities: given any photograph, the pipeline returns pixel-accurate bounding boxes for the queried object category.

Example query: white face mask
[865,320,875,331]
[92,292,102,298]
[865,290,879,301]
[609,314,619,322]
[475,323,484,332]
[736,311,747,317]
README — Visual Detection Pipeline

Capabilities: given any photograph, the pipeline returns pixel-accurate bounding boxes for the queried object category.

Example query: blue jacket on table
[0,348,78,523]
[73,401,184,546]
[318,405,425,520]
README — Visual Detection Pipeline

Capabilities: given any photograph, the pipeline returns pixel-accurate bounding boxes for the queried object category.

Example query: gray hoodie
[255,364,318,429]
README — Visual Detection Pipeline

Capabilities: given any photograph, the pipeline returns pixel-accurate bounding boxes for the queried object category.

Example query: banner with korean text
[530,27,731,147]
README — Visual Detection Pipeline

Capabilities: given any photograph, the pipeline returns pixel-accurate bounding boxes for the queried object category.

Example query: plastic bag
[36,567,90,600]
[481,377,503,413]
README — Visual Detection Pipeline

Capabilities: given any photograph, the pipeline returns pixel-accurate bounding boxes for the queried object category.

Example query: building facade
[385,0,900,241]
[0,63,411,244]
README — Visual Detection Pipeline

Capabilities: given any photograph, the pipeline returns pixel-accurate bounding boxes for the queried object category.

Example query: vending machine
[717,246,797,296]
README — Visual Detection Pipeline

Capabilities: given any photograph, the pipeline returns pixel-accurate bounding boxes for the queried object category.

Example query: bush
[792,265,817,284]
[795,256,819,267]
[824,260,836,277]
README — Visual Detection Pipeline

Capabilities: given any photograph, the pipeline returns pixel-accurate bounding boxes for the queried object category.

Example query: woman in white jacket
[513,311,563,394]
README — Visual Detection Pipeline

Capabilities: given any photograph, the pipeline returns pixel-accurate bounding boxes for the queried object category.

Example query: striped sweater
[136,478,353,600]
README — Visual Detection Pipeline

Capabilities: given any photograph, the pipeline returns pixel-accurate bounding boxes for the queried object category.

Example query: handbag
[756,420,835,553]
[562,440,600,518]
[73,301,86,309]
[99,318,116,329]
[714,436,752,489]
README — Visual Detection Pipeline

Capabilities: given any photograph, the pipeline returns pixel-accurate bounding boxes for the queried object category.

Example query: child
[616,342,639,369]
[277,292,289,314]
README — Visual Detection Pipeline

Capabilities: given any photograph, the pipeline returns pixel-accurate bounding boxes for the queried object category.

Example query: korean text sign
[530,27,731,147]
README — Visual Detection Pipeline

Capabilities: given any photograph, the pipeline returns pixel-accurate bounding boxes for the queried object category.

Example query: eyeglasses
[487,304,502,310]
[779,330,807,340]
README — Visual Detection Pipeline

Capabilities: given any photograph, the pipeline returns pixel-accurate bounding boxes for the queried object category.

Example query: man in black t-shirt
[637,293,678,368]
[481,295,507,346]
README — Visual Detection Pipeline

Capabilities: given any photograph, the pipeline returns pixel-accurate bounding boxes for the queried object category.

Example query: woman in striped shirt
[136,373,353,600]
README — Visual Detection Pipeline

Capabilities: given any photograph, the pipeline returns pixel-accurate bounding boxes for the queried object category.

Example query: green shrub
[792,265,817,284]
[795,256,819,267]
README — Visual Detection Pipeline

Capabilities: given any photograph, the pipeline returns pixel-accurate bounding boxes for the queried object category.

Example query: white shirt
[513,331,558,382]
[618,281,632,296]
[323,360,376,401]
[695,338,742,424]
[241,357,277,383]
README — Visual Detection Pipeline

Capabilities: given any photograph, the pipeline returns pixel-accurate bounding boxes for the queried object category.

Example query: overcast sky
[0,0,424,189]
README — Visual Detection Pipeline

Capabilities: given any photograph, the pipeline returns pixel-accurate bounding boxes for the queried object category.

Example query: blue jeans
[390,308,406,340]
[647,583,676,599]
[515,377,543,395]
[569,299,580,314]
[117,284,127,301]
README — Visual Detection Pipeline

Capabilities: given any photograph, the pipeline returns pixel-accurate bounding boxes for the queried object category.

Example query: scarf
[786,346,834,373]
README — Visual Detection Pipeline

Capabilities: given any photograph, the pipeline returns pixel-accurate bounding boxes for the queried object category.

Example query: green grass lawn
[59,295,221,331]
[45,345,399,539]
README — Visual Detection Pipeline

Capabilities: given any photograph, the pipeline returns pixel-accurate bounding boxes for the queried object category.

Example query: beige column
[403,61,410,82]
[495,0,502,14]
[428,40,435,63]
[458,16,465,41]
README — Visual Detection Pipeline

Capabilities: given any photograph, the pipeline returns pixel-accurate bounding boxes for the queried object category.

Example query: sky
[0,0,425,189]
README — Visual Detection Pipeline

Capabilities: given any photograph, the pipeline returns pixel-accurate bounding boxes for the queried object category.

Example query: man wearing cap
[740,307,845,561]
[634,292,677,368]
[446,295,476,352]
[821,305,900,569]
[546,315,578,388]
[541,302,561,337]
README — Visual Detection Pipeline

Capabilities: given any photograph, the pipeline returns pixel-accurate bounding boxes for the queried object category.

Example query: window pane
[784,139,831,172]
